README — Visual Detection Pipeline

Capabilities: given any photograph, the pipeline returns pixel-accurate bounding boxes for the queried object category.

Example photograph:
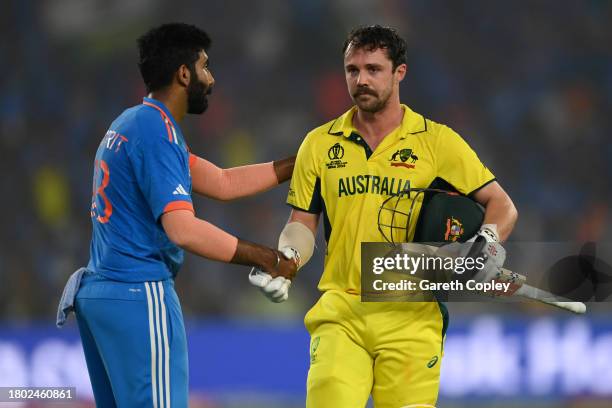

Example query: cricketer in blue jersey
[87,97,193,282]
[62,23,298,407]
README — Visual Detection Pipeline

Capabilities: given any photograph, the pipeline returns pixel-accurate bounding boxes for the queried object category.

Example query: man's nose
[356,71,369,87]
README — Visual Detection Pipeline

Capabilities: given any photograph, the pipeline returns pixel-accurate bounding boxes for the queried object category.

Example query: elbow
[505,194,518,225]
[206,191,235,202]
[213,192,235,202]
[510,203,519,225]
[211,170,236,201]
[193,186,235,201]
[166,227,191,249]
[503,197,519,239]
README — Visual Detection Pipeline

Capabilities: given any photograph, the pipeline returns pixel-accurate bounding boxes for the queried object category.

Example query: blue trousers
[75,272,188,407]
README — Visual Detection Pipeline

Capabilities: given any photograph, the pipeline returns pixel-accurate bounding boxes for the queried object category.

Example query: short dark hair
[342,25,407,70]
[137,23,211,93]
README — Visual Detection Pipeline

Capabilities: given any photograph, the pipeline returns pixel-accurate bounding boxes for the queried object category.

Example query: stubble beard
[186,67,212,115]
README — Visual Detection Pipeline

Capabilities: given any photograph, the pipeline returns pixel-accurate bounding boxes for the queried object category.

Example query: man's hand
[263,248,298,280]
[461,225,506,284]
[469,239,506,283]
[249,248,298,303]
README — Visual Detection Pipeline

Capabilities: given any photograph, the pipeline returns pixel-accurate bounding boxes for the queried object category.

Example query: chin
[357,102,382,113]
[188,100,209,115]
[191,106,208,115]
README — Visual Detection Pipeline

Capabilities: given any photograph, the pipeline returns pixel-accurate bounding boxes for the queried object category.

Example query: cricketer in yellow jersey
[251,25,518,407]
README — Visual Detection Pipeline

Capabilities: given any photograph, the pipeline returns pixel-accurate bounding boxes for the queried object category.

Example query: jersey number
[91,160,113,223]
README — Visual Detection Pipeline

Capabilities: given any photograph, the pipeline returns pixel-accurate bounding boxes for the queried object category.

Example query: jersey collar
[327,104,427,139]
[142,97,180,130]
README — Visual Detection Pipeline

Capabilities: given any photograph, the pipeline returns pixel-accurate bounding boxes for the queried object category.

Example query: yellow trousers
[304,290,448,408]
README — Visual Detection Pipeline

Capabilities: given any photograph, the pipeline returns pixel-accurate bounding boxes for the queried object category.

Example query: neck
[148,88,187,122]
[353,98,404,146]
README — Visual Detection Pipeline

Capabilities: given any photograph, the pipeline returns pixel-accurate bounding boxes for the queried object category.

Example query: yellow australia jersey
[287,105,495,294]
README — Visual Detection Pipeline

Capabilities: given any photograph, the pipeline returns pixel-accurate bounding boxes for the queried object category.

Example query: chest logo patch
[390,148,418,169]
[326,143,348,169]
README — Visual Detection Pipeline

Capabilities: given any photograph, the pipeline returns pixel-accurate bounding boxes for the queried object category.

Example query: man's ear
[177,64,191,88]
[395,63,407,82]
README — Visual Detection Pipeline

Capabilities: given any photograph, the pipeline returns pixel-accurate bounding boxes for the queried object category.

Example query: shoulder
[132,105,171,137]
[399,105,444,138]
[405,108,461,144]
[424,117,453,140]
[309,117,341,137]
[299,117,345,151]
[417,115,475,156]
[124,105,177,149]
[109,107,181,162]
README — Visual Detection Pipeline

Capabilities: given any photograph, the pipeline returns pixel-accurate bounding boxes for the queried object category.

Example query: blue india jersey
[87,97,195,282]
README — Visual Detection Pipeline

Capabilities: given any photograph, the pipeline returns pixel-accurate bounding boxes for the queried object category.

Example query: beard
[187,76,212,115]
[352,86,392,113]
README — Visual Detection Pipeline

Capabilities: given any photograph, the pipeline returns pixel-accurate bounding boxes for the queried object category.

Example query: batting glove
[461,225,506,283]
[248,247,298,303]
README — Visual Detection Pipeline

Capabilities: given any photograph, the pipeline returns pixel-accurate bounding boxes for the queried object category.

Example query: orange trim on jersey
[189,153,198,169]
[163,200,194,214]
[143,101,174,142]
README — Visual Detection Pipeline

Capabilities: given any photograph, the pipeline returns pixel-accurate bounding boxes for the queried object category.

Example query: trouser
[75,271,188,407]
[304,290,448,408]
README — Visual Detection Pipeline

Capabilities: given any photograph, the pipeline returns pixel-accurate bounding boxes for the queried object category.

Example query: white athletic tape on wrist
[278,222,315,269]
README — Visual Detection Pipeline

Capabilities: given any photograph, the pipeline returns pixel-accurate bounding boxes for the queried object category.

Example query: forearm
[279,209,319,268]
[162,210,277,269]
[231,239,279,270]
[182,221,278,269]
[223,155,295,197]
[482,198,518,242]
[168,214,238,262]
[473,181,518,242]
[221,162,279,199]
[191,155,295,200]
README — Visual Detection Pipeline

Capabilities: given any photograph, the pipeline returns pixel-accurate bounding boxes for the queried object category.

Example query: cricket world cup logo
[328,143,345,160]
[326,143,348,169]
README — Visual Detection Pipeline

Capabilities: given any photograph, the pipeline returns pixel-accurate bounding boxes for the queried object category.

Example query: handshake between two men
[249,247,299,302]
[248,221,316,303]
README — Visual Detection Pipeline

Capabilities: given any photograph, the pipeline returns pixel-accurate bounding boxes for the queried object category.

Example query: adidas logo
[172,184,189,196]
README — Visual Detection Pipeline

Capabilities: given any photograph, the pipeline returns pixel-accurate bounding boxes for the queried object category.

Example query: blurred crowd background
[1,0,611,406]
[0,0,612,407]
